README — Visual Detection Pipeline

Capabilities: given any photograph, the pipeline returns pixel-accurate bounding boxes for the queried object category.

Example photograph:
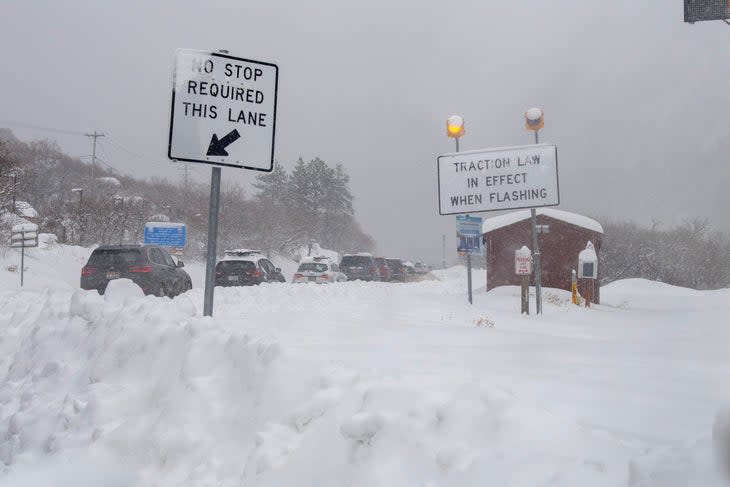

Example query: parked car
[414,262,429,274]
[215,249,286,286]
[375,257,392,282]
[292,256,347,284]
[386,258,406,282]
[80,244,192,297]
[340,253,380,281]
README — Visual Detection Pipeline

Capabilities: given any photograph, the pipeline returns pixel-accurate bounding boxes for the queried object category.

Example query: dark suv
[340,254,380,281]
[81,245,192,297]
[386,258,406,282]
[215,251,286,286]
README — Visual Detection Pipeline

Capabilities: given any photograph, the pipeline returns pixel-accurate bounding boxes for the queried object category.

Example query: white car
[292,257,347,284]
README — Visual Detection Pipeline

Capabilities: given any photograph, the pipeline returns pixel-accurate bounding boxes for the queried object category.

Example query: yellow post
[571,269,578,305]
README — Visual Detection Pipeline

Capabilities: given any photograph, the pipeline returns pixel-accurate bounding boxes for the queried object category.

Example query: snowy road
[0,245,728,486]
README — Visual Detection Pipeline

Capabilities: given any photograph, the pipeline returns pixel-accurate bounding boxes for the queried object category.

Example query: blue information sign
[144,222,187,247]
[456,215,483,255]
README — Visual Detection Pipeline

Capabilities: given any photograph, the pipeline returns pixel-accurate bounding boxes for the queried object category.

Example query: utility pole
[84,131,105,178]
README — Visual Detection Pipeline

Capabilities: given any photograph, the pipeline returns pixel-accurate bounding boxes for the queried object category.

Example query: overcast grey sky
[2,1,729,263]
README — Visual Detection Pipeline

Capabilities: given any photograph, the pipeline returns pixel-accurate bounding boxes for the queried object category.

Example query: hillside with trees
[0,129,374,259]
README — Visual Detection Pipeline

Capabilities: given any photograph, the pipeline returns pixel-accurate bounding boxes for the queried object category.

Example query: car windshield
[386,260,402,268]
[298,263,328,272]
[216,260,256,271]
[341,256,371,267]
[87,249,142,267]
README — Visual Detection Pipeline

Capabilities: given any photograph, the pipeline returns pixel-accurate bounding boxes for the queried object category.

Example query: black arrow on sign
[206,129,241,156]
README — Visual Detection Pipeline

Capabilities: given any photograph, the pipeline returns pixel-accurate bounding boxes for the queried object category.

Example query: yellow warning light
[446,115,465,138]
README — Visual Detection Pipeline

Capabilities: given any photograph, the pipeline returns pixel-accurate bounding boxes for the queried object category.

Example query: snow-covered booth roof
[14,201,38,218]
[482,208,603,234]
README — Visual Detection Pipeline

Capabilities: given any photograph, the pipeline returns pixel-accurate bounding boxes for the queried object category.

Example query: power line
[0,121,87,137]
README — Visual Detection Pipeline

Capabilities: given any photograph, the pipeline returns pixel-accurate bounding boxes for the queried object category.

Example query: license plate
[308,276,317,281]
[106,271,120,279]
[228,275,239,282]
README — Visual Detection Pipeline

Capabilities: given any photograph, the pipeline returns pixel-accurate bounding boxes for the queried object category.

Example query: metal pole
[203,166,222,317]
[531,209,542,314]
[531,128,542,314]
[20,241,24,287]
[467,252,473,304]
[455,137,460,152]
[442,234,446,269]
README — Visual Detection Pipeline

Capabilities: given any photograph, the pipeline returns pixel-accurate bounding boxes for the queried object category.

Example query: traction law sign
[437,144,559,215]
[168,49,278,171]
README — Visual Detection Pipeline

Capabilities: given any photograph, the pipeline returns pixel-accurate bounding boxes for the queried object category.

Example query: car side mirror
[177,261,185,268]
[275,267,281,273]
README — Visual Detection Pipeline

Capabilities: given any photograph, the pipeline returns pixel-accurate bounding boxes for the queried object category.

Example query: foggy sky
[2,0,730,264]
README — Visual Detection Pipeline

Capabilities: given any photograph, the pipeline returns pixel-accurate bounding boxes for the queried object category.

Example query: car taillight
[81,266,96,276]
[128,266,152,273]
[320,274,329,280]
[294,273,303,279]
[249,269,261,278]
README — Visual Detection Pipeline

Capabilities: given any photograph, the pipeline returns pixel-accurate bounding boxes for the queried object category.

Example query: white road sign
[168,49,278,171]
[437,144,559,215]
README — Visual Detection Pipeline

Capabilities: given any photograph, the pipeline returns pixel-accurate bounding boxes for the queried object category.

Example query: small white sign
[168,49,278,171]
[437,144,559,215]
[515,246,533,275]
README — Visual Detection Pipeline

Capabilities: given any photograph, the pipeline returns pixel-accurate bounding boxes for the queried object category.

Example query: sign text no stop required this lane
[168,49,278,171]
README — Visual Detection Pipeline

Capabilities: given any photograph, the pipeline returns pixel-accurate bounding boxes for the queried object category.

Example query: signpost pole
[467,252,473,304]
[452,134,473,305]
[531,126,543,315]
[531,208,542,314]
[203,166,221,317]
[20,236,24,287]
[521,275,529,314]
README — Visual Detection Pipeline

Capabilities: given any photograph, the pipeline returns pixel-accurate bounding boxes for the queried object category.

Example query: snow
[143,221,184,229]
[148,214,170,222]
[0,244,728,485]
[95,176,121,187]
[579,241,598,262]
[13,201,38,219]
[295,243,340,263]
[482,208,604,234]
[11,223,38,233]
[526,107,543,121]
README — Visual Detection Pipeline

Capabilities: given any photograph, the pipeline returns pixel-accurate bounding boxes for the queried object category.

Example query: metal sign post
[11,223,39,287]
[168,48,278,317]
[456,214,482,305]
[515,245,532,314]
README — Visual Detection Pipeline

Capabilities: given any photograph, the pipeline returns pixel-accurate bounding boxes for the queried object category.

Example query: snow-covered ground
[0,245,728,486]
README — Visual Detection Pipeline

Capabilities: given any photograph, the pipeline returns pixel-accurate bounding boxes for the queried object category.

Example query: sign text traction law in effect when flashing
[437,144,560,215]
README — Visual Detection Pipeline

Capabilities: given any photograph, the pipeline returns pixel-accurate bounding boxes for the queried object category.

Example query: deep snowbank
[0,280,639,486]
[0,248,728,485]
